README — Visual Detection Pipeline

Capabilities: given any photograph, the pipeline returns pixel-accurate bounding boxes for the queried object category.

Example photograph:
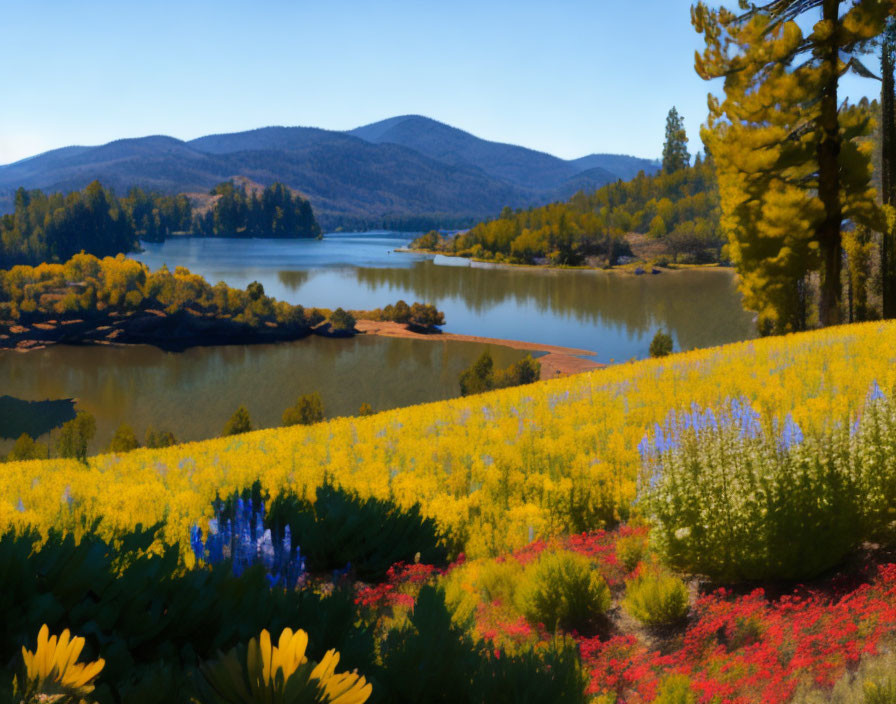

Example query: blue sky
[0,0,879,165]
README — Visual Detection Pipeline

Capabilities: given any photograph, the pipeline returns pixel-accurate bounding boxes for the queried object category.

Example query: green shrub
[221,406,252,436]
[0,526,375,704]
[651,674,697,704]
[649,330,674,358]
[328,307,356,333]
[56,411,96,462]
[266,483,449,581]
[616,531,648,572]
[641,391,896,581]
[380,586,587,704]
[623,569,690,626]
[515,550,610,632]
[108,423,139,453]
[282,392,324,427]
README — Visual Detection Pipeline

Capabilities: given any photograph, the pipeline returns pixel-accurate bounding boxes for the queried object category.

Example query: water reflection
[0,336,526,453]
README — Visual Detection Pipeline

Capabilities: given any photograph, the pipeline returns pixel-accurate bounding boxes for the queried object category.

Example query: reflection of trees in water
[354,262,756,351]
[277,270,311,290]
[0,396,76,439]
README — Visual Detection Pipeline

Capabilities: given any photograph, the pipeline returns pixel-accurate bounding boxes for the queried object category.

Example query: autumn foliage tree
[693,0,891,334]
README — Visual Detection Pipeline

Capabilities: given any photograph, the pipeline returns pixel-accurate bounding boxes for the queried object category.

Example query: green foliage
[282,393,325,427]
[194,181,320,239]
[357,403,374,417]
[616,532,648,572]
[649,330,674,358]
[643,393,896,582]
[515,550,610,633]
[380,586,587,704]
[266,484,449,581]
[407,302,445,330]
[650,675,697,704]
[108,424,139,453]
[0,253,316,335]
[865,680,896,704]
[0,182,136,266]
[412,158,721,266]
[694,1,887,330]
[121,187,192,243]
[459,351,541,397]
[0,527,376,704]
[327,308,356,333]
[459,350,496,396]
[144,427,177,448]
[662,107,691,174]
[623,569,690,626]
[5,434,48,462]
[56,411,96,462]
[222,407,253,437]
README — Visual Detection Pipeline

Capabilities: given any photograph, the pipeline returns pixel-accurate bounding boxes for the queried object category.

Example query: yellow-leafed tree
[693,0,891,334]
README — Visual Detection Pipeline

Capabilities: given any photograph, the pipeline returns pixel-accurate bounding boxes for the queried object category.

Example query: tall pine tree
[662,107,691,173]
[882,17,896,318]
[693,0,890,333]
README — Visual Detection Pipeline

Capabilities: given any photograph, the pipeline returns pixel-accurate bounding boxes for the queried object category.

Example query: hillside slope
[3,322,893,558]
[0,117,659,229]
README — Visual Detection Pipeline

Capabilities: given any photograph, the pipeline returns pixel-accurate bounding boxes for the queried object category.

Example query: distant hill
[0,117,660,230]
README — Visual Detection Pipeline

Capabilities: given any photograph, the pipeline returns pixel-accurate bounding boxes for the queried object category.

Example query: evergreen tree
[108,423,140,453]
[56,411,97,462]
[459,350,495,396]
[882,17,896,318]
[662,107,691,174]
[222,406,253,436]
[693,0,890,332]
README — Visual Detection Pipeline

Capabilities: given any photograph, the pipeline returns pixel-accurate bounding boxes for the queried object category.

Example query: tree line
[411,122,722,267]
[0,180,321,266]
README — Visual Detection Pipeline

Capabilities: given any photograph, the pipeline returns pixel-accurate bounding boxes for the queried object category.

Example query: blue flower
[869,380,886,402]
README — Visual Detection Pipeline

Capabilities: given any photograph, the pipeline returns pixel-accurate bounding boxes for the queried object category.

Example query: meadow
[4,322,896,703]
[3,321,894,558]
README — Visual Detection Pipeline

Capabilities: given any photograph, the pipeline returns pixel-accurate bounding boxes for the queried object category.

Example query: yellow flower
[17,624,105,702]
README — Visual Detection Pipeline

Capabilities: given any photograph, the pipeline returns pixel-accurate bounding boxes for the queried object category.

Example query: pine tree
[882,17,896,318]
[693,1,890,333]
[662,108,691,174]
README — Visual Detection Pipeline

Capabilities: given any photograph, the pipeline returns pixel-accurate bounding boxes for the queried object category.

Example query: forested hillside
[412,155,721,266]
[0,180,320,266]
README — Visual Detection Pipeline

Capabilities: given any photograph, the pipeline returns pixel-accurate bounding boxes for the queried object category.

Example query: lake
[134,232,756,361]
[1,232,756,452]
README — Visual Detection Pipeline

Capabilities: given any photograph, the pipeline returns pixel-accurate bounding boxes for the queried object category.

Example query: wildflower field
[4,321,896,703]
[3,321,895,557]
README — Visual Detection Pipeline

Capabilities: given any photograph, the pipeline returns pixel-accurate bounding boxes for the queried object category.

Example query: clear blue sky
[0,0,878,165]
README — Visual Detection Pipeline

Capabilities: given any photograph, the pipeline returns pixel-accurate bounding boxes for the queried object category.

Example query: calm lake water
[135,232,757,361]
[1,336,527,452]
[1,232,756,452]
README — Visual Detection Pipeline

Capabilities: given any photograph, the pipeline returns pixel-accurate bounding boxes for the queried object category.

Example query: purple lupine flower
[781,414,804,450]
[190,526,204,563]
[869,380,885,402]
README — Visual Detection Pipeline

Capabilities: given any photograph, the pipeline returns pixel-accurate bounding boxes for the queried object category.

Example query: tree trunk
[883,30,896,318]
[817,0,844,327]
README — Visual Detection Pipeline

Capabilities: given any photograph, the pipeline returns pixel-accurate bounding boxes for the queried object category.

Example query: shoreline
[396,247,734,276]
[354,319,604,378]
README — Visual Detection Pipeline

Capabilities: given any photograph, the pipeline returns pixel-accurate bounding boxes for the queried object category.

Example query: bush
[616,531,648,573]
[0,527,376,704]
[265,484,449,581]
[5,433,48,462]
[640,388,896,581]
[222,406,252,436]
[56,411,96,462]
[380,586,587,704]
[515,550,610,633]
[495,355,541,388]
[282,392,324,427]
[623,569,690,626]
[108,424,139,453]
[144,427,176,448]
[328,307,356,333]
[407,302,445,330]
[650,674,697,704]
[459,350,495,396]
[649,330,674,358]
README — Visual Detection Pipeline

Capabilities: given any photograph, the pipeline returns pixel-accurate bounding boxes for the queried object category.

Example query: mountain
[0,117,660,230]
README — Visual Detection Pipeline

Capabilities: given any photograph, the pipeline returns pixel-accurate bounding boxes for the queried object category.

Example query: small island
[0,253,444,352]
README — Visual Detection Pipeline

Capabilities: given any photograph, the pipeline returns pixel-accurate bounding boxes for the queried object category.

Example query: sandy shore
[354,319,604,378]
